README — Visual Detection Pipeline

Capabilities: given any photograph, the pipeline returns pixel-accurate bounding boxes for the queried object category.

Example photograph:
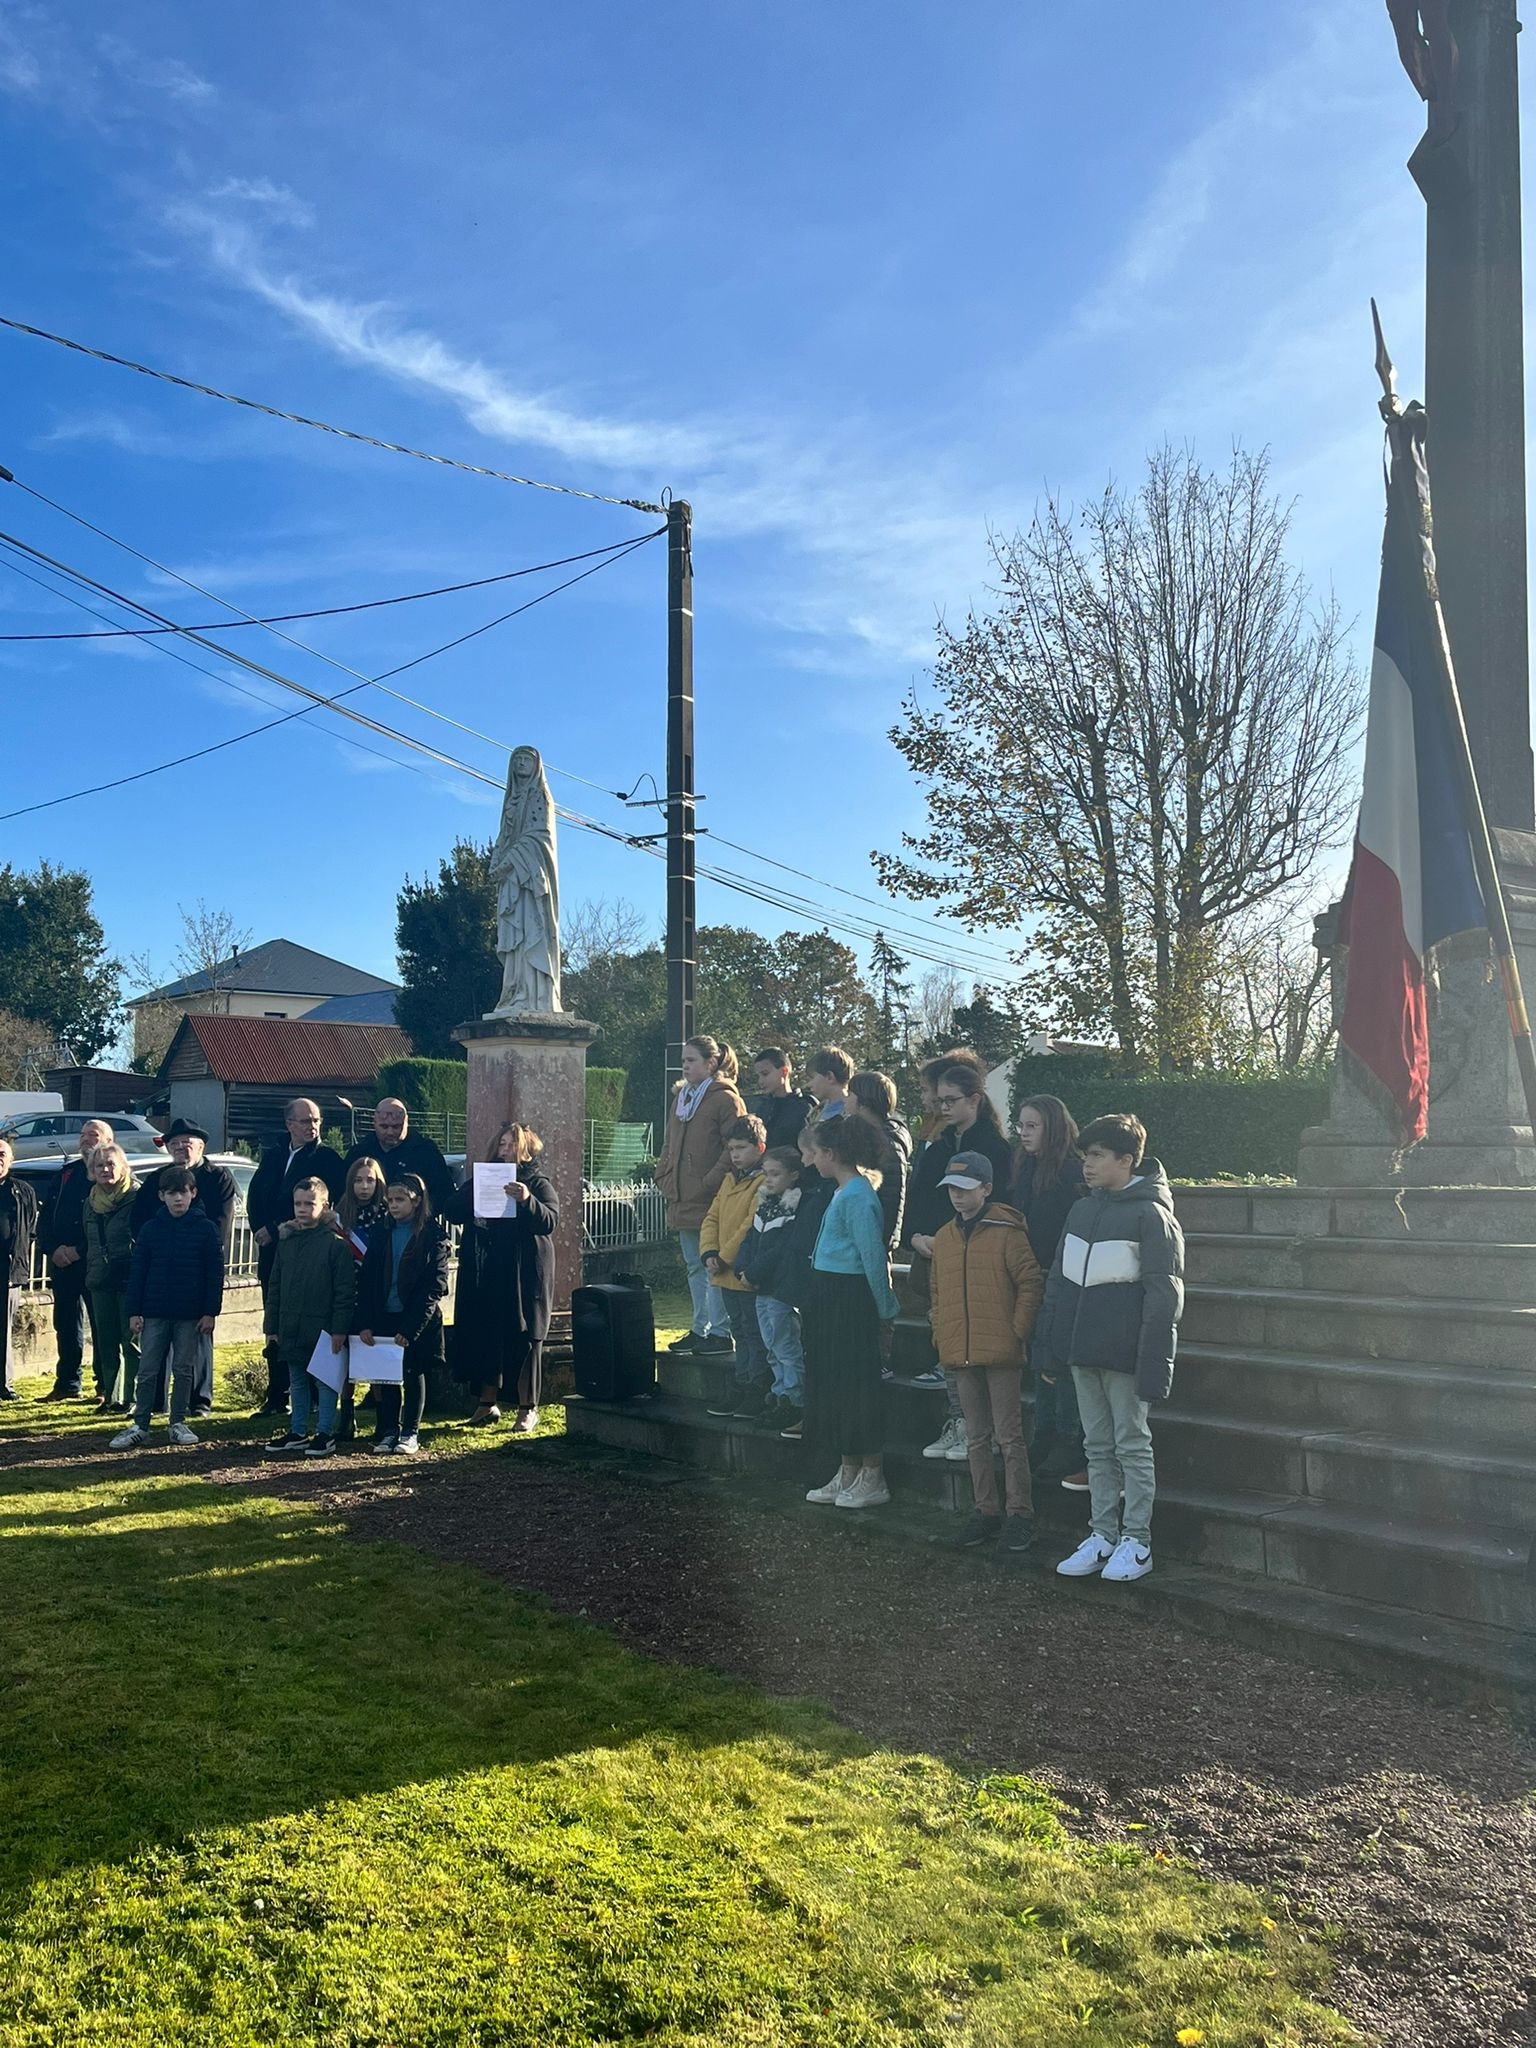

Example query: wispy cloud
[0,7,214,117]
[98,37,215,106]
[205,176,312,228]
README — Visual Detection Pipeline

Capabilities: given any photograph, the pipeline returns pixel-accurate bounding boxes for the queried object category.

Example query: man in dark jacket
[35,1116,111,1400]
[747,1050,815,1155]
[1034,1114,1184,1588]
[132,1118,240,1418]
[0,1138,39,1401]
[247,1099,345,1415]
[342,1099,454,1215]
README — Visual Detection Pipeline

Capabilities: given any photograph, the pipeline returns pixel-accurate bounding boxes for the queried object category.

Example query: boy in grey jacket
[1033,1114,1184,1583]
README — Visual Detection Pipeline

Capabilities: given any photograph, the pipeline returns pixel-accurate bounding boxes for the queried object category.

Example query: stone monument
[454,746,595,1308]
[1300,0,1536,1184]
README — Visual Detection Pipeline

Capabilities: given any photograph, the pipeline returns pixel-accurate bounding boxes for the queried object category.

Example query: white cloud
[205,176,313,228]
[98,35,215,106]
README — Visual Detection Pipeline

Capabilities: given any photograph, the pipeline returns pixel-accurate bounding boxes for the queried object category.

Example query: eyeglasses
[935,1093,965,1107]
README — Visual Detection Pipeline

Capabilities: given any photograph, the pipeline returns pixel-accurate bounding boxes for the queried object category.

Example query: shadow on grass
[0,1458,800,1906]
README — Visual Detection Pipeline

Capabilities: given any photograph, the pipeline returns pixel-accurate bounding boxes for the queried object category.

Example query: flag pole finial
[1372,298,1402,421]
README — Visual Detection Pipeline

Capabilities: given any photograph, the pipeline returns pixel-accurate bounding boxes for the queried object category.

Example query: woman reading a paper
[354,1173,450,1455]
[449,1122,559,1434]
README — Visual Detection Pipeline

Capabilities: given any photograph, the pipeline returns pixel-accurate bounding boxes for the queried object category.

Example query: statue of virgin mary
[488,745,563,1017]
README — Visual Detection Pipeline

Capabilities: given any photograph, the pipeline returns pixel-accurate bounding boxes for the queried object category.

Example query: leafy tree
[0,863,121,1064]
[763,930,880,1064]
[395,841,499,1059]
[949,989,1018,1069]
[877,445,1361,1072]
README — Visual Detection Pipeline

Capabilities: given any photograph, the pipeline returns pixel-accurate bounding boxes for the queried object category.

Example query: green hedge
[376,1057,468,1119]
[1006,1055,1328,1181]
[586,1068,627,1126]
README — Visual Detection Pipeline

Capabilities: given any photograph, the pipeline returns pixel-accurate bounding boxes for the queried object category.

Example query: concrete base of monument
[1297,1123,1536,1188]
[452,1012,597,1315]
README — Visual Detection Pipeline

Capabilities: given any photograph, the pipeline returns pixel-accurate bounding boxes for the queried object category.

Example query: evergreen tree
[868,931,914,1070]
[395,841,499,1058]
[0,863,121,1064]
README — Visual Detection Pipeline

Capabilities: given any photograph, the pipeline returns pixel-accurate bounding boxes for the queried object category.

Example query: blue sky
[0,0,1488,1005]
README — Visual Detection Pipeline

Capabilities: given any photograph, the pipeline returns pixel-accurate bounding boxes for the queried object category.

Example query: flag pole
[1372,301,1536,1143]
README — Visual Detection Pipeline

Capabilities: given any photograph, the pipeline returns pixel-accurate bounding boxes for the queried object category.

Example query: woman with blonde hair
[83,1142,139,1410]
[449,1122,559,1432]
[654,1034,745,1358]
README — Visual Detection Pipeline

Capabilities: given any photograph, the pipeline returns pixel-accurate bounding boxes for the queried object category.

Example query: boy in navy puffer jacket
[733,1146,806,1433]
[113,1166,224,1449]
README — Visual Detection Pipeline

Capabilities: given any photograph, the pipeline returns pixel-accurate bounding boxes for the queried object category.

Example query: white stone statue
[488,745,563,1017]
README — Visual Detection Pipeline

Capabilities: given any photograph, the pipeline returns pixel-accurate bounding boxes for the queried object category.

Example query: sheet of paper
[348,1335,404,1383]
[473,1162,520,1219]
[308,1331,348,1395]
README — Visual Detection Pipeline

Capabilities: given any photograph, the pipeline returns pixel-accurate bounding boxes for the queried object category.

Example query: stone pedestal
[452,1012,596,1312]
[1298,832,1536,1186]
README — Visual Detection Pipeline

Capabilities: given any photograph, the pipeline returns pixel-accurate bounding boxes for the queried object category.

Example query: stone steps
[1182,1282,1536,1368]
[1173,1341,1536,1441]
[567,1383,1536,1633]
[1174,1184,1536,1244]
[1185,1230,1536,1302]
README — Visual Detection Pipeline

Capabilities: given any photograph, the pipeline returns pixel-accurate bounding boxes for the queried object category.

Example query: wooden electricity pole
[664,499,696,1107]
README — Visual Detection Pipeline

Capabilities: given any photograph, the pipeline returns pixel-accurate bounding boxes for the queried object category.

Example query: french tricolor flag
[1339,408,1486,1146]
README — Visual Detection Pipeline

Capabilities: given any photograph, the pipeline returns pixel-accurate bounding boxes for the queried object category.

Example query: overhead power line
[0,315,665,515]
[0,533,664,641]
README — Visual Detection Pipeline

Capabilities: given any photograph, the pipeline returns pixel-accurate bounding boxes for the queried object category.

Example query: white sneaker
[1101,1538,1153,1582]
[395,1433,421,1455]
[1056,1534,1116,1578]
[110,1425,148,1450]
[944,1422,972,1463]
[835,1469,890,1509]
[922,1416,963,1460]
[168,1421,198,1446]
[806,1469,850,1505]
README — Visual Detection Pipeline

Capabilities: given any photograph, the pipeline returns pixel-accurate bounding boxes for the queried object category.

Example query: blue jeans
[756,1295,804,1401]
[678,1230,727,1337]
[287,1360,340,1438]
[723,1291,769,1389]
[133,1318,200,1431]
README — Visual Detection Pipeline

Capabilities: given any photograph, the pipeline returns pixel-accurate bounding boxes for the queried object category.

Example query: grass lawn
[0,1357,1352,2046]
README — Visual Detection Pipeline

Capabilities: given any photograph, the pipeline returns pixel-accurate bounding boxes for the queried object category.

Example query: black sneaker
[189,1402,214,1420]
[704,1394,738,1417]
[732,1387,771,1421]
[669,1332,702,1355]
[998,1514,1036,1556]
[266,1432,309,1455]
[693,1333,735,1357]
[940,1511,1001,1549]
[777,1407,804,1440]
[304,1434,337,1459]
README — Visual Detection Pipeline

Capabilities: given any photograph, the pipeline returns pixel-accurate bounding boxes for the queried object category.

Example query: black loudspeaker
[571,1276,657,1402]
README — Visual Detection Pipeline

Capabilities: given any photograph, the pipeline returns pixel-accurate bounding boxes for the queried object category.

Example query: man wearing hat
[132,1119,239,1419]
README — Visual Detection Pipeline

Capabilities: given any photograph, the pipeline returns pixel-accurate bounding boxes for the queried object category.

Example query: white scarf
[675,1078,712,1122]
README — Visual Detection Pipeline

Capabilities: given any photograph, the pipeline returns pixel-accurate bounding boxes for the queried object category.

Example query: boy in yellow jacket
[700,1115,771,1421]
[928,1149,1044,1555]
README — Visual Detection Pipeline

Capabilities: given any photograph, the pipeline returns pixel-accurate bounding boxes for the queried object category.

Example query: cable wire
[0,315,665,514]
[0,533,666,641]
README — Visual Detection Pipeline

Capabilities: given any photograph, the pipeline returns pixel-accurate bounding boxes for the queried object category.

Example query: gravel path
[12,1422,1536,2046]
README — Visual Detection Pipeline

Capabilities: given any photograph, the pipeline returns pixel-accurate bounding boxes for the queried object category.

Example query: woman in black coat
[448,1122,559,1434]
[1009,1093,1088,1484]
[848,1071,913,1252]
[354,1172,450,1455]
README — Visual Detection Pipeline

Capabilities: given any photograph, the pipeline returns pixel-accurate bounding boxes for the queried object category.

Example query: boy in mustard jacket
[700,1115,770,1421]
[928,1149,1044,1555]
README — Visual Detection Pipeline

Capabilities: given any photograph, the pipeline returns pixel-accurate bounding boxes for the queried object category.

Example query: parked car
[13,1151,254,1212]
[0,1111,162,1161]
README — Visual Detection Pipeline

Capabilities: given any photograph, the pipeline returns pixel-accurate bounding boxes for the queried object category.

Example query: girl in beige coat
[655,1035,745,1356]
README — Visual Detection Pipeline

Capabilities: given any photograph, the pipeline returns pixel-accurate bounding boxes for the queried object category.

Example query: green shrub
[377,1057,469,1119]
[585,1068,627,1126]
[1007,1055,1328,1181]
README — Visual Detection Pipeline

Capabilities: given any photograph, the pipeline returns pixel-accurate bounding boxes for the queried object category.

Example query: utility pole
[664,499,696,1108]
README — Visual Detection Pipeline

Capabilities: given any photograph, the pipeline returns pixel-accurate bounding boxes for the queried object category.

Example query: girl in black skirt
[354,1173,450,1455]
[448,1122,559,1434]
[800,1116,901,1511]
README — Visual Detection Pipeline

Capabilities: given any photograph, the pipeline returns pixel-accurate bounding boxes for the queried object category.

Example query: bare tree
[915,967,966,1050]
[563,897,649,976]
[877,445,1362,1071]
[174,902,254,1015]
[0,1006,53,1089]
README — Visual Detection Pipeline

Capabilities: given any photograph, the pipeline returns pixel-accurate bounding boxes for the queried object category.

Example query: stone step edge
[1187,1230,1536,1258]
[545,1420,1536,1701]
[1176,1341,1536,1389]
[1187,1283,1536,1324]
[569,1393,1536,1568]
